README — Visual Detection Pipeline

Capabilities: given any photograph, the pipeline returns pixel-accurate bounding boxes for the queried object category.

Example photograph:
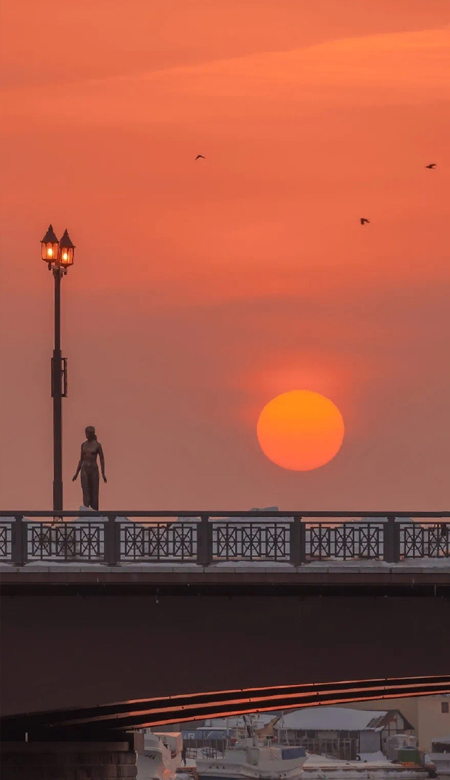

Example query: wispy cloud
[2,28,449,128]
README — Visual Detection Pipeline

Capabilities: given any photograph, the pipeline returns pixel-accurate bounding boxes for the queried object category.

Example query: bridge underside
[2,675,450,740]
[1,574,450,730]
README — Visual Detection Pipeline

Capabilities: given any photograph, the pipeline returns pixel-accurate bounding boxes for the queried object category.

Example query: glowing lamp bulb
[58,228,75,268]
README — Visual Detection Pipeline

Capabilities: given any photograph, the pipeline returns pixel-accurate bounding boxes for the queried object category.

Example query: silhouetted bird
[425,163,436,169]
[360,218,370,225]
[195,155,205,160]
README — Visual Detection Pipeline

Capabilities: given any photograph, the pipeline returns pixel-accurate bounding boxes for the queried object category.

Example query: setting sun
[257,390,345,471]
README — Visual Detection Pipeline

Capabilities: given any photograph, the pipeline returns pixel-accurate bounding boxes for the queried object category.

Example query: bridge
[1,511,449,778]
[1,509,450,566]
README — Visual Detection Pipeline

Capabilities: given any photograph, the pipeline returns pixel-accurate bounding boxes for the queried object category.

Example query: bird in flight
[360,218,370,225]
[195,154,205,160]
[425,163,436,169]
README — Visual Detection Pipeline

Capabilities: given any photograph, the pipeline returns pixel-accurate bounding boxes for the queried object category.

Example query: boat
[197,739,307,780]
[429,737,450,776]
[197,718,307,780]
[137,731,183,780]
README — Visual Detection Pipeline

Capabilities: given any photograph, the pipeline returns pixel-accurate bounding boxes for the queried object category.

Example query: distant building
[274,707,413,760]
[340,696,450,753]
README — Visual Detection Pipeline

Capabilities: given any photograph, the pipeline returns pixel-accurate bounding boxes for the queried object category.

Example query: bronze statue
[72,426,107,511]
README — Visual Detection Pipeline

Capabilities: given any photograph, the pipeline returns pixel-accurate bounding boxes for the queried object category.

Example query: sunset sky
[1,0,450,510]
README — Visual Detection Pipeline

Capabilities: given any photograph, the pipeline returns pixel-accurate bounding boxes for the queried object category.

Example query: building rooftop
[275,707,395,732]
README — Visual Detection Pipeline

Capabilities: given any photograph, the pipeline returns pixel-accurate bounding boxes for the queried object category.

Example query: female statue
[72,426,107,511]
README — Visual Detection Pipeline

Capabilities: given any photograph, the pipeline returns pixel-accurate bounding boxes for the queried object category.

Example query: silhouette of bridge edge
[2,675,450,739]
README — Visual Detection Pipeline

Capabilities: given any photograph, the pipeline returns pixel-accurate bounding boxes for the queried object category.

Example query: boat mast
[243,714,258,746]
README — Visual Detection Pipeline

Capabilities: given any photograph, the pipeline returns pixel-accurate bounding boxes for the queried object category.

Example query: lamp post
[41,225,75,512]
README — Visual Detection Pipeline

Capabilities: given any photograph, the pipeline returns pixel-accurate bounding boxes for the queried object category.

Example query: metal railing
[0,511,449,566]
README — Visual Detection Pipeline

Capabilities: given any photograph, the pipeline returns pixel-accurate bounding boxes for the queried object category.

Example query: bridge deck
[2,513,449,594]
[2,559,449,590]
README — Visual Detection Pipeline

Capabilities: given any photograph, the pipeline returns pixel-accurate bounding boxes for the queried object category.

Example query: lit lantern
[59,229,75,269]
[41,224,60,265]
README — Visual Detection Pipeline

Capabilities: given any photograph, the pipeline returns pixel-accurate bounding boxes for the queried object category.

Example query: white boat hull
[197,745,307,780]
[429,753,450,776]
[138,733,183,780]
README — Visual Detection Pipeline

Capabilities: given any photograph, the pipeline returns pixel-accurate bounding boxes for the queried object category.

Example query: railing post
[384,515,400,563]
[12,515,27,567]
[290,515,305,566]
[197,515,211,566]
[105,516,119,566]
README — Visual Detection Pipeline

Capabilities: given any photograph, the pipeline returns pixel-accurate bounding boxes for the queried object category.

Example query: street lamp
[41,224,76,512]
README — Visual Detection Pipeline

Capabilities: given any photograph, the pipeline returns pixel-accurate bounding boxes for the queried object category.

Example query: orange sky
[1,1,450,510]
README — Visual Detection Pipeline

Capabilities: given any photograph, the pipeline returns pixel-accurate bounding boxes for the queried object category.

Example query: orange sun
[256,390,345,471]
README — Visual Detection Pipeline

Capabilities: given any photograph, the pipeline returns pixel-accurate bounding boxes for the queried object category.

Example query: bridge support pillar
[0,735,141,780]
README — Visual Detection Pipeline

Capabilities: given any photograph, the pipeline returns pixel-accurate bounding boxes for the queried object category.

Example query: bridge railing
[0,512,449,566]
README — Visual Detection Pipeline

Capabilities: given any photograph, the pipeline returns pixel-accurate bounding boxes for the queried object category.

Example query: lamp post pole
[41,225,75,513]
[52,267,63,512]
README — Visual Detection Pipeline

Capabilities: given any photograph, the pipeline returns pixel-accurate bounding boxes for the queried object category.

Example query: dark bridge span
[1,510,449,736]
[2,584,450,720]
[2,676,450,739]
